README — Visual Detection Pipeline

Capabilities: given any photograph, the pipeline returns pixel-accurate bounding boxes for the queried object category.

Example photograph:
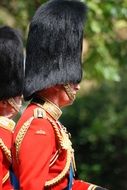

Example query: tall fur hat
[0,26,24,100]
[24,0,87,100]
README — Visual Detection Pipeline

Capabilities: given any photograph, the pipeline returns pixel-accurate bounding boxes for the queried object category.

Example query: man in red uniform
[12,0,109,189]
[0,26,24,190]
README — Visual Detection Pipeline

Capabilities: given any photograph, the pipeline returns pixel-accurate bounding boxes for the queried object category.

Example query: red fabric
[12,103,105,190]
[72,180,91,190]
[12,104,68,190]
[0,127,13,190]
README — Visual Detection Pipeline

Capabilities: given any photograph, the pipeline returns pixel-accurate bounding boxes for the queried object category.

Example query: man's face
[0,100,16,118]
[58,83,80,107]
[0,96,22,118]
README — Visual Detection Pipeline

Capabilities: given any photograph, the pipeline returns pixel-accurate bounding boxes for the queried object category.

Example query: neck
[37,90,61,108]
[32,96,62,120]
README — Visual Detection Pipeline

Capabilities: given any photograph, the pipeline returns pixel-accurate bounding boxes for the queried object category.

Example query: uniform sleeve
[72,180,109,190]
[18,118,56,190]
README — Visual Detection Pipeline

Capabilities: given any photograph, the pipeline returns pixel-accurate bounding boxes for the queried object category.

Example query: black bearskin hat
[24,0,87,100]
[0,26,24,100]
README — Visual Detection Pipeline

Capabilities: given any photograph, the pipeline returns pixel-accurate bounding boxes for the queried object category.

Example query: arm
[72,179,109,190]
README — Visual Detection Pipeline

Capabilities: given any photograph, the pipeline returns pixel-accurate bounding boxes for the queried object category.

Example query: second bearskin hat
[24,0,87,100]
[0,26,24,100]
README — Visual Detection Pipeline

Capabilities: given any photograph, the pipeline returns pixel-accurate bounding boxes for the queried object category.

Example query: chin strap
[7,98,20,112]
[64,84,75,101]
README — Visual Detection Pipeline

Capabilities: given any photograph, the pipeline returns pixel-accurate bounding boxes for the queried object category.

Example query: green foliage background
[0,0,127,189]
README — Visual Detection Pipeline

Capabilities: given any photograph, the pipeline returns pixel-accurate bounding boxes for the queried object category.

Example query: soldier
[12,0,108,189]
[0,26,24,189]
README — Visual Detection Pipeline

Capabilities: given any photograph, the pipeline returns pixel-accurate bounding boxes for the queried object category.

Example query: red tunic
[12,101,108,190]
[0,116,15,190]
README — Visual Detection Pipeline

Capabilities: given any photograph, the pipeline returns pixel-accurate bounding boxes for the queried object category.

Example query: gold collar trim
[0,116,15,132]
[35,97,62,120]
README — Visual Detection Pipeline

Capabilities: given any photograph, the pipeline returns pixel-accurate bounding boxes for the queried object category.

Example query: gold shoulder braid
[44,117,74,187]
[32,98,76,187]
[49,150,59,167]
[0,117,15,161]
[2,171,9,184]
[15,116,34,162]
[15,99,76,187]
[15,107,47,161]
[0,138,11,162]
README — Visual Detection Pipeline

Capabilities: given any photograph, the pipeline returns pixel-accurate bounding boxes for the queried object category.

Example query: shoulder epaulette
[15,116,34,161]
[15,108,46,161]
[0,116,15,132]
[34,107,46,119]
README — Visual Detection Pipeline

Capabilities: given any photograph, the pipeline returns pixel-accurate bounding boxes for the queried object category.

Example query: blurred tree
[84,0,127,81]
[0,0,127,79]
[0,0,47,40]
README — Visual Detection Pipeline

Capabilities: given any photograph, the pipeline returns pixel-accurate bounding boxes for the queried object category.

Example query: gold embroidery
[0,138,11,162]
[15,99,74,186]
[33,97,62,120]
[34,108,46,118]
[34,100,75,186]
[15,108,47,160]
[49,150,59,167]
[44,117,73,187]
[15,117,34,161]
[2,172,9,184]
[64,84,75,101]
[45,149,72,187]
[88,184,98,190]
[35,130,46,135]
[0,116,15,132]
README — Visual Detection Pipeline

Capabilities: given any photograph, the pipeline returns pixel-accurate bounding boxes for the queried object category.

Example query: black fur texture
[0,26,24,100]
[24,0,87,100]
